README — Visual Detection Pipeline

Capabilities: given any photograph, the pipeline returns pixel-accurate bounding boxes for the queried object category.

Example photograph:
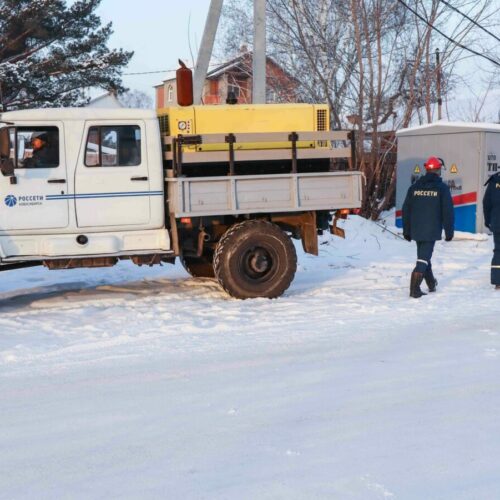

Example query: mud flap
[330,215,346,239]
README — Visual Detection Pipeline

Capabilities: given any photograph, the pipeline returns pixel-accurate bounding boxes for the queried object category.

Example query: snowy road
[1,216,499,499]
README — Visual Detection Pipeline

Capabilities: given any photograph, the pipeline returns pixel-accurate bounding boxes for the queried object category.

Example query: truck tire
[214,220,297,299]
[181,253,215,278]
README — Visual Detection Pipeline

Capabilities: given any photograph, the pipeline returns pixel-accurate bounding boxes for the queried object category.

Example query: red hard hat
[424,156,442,171]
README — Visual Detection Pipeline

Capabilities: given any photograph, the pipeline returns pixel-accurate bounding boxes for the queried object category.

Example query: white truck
[0,104,363,299]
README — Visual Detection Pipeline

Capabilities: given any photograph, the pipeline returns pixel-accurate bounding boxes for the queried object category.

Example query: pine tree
[0,0,133,110]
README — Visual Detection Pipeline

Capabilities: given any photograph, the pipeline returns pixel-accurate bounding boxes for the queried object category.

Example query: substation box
[395,122,500,233]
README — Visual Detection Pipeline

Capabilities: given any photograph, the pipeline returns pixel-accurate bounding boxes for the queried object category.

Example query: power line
[122,58,236,77]
[123,68,177,76]
[438,0,500,43]
[396,0,500,68]
[122,54,254,76]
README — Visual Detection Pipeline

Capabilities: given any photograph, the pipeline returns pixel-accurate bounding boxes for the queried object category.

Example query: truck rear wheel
[214,220,297,299]
[181,252,215,278]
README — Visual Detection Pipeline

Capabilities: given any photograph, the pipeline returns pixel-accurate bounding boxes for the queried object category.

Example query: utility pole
[193,0,224,105]
[253,0,266,104]
[436,48,442,121]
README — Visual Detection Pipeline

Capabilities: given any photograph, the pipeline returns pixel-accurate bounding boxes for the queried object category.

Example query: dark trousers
[492,233,500,285]
[413,241,435,274]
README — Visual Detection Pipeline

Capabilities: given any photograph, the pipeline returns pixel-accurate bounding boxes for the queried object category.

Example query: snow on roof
[206,53,297,82]
[207,54,250,79]
[0,108,157,122]
[397,120,500,136]
[87,92,123,109]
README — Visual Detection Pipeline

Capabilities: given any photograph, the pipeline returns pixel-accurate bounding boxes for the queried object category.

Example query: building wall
[267,63,297,103]
[156,79,177,108]
[155,86,165,108]
[204,79,220,104]
[165,80,177,106]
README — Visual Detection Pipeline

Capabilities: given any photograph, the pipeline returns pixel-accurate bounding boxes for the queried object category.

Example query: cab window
[9,127,60,169]
[85,125,141,167]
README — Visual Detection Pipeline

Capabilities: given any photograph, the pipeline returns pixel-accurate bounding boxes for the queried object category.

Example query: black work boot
[410,271,427,298]
[424,269,438,292]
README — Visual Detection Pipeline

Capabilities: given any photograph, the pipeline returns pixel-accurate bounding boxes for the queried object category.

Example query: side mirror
[0,127,9,157]
[0,156,15,177]
[0,128,15,177]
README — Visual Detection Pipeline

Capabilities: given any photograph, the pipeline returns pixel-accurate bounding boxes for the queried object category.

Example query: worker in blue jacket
[483,171,500,289]
[402,156,455,298]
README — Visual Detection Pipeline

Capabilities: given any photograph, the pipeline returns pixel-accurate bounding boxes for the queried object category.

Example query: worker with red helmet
[402,156,455,298]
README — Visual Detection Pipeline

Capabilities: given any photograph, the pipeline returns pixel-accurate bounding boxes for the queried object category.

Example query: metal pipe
[436,48,442,121]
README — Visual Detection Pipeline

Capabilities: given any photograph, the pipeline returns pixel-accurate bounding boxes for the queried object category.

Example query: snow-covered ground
[1,215,499,499]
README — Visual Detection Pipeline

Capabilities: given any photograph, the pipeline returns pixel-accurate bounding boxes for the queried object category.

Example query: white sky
[96,0,213,99]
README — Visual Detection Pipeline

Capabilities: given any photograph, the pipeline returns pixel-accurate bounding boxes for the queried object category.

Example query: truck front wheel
[214,220,297,299]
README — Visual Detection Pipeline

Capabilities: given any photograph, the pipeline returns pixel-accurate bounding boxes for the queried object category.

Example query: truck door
[75,122,153,228]
[0,124,69,232]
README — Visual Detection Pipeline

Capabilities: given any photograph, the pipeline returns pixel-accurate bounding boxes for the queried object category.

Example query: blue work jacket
[402,172,454,242]
[483,173,500,233]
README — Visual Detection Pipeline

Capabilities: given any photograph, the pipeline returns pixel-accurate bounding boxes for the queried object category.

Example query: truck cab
[0,108,171,261]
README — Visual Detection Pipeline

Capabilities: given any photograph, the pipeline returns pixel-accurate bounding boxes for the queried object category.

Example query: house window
[167,85,174,102]
[227,84,240,98]
[85,126,141,167]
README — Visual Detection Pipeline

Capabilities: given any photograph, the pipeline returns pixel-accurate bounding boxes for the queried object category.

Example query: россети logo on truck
[4,194,45,207]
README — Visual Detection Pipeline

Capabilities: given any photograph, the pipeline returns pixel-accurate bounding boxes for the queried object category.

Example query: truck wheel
[214,220,297,299]
[181,253,215,278]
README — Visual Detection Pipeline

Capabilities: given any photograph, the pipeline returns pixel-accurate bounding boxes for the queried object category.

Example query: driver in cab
[24,132,58,168]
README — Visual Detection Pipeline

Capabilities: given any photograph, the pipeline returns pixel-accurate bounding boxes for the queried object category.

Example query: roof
[207,53,251,79]
[154,69,177,87]
[87,92,123,109]
[206,52,297,83]
[397,121,500,137]
[0,108,157,122]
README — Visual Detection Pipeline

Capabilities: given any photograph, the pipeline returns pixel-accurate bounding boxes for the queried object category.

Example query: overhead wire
[123,4,500,79]
[122,57,241,77]
[396,0,500,68]
[438,0,500,43]
[123,69,178,76]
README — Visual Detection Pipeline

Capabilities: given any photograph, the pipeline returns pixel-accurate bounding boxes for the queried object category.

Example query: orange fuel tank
[176,60,193,107]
